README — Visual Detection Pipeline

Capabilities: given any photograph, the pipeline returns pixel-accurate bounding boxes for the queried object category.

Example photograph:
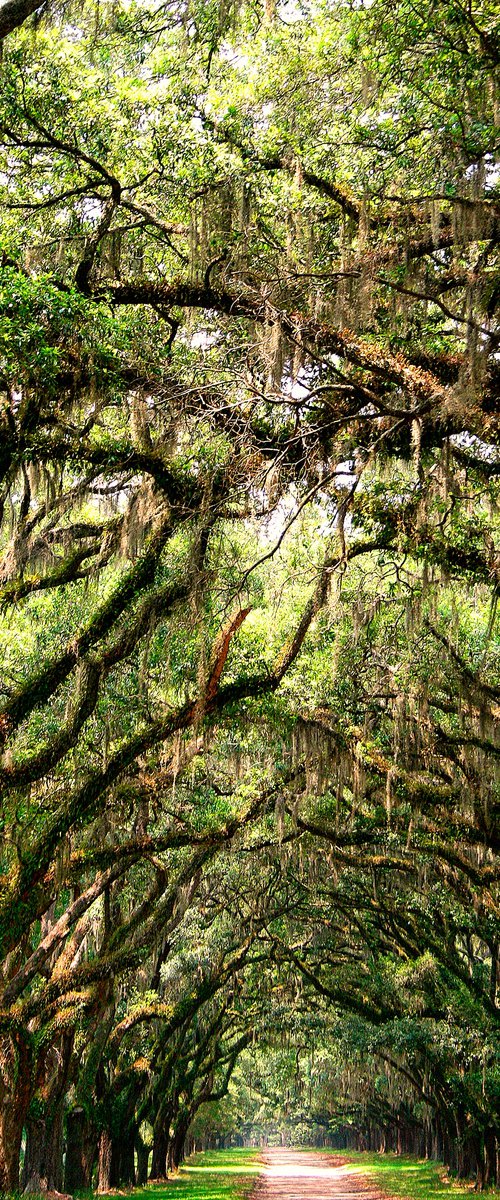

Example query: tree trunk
[136,1134,149,1185]
[97,1129,113,1194]
[47,1106,65,1191]
[150,1128,169,1179]
[118,1133,136,1186]
[22,1117,47,1193]
[168,1121,188,1171]
[484,1128,497,1187]
[98,1127,138,1191]
[64,1108,96,1192]
[22,1110,64,1192]
[0,1102,25,1193]
[0,1035,32,1193]
[468,1133,485,1189]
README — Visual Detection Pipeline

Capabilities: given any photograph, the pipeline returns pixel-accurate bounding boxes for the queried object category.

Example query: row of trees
[0,0,498,1190]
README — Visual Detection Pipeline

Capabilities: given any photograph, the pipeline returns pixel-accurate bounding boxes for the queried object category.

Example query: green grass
[127,1145,500,1200]
[343,1151,500,1200]
[134,1149,261,1200]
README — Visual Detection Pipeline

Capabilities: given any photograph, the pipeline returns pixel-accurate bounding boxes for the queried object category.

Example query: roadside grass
[68,1144,500,1200]
[134,1148,261,1200]
[343,1150,500,1200]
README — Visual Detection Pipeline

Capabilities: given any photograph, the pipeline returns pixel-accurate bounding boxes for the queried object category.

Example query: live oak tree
[0,0,498,1191]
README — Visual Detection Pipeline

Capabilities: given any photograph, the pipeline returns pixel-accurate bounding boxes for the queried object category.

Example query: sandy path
[252,1149,384,1200]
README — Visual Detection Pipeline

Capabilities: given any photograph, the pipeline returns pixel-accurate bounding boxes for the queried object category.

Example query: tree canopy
[0,0,498,1191]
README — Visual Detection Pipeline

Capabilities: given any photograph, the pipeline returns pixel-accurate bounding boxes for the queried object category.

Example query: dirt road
[252,1150,385,1200]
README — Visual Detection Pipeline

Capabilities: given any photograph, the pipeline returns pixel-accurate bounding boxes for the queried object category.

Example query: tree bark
[168,1121,189,1171]
[117,1133,136,1186]
[22,1110,64,1192]
[64,1108,96,1192]
[136,1133,149,1185]
[0,0,43,40]
[484,1127,497,1187]
[97,1129,113,1194]
[150,1127,169,1179]
[0,1101,25,1193]
[0,1035,32,1193]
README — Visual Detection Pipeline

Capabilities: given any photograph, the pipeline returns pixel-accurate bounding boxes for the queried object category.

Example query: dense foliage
[0,0,498,1191]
